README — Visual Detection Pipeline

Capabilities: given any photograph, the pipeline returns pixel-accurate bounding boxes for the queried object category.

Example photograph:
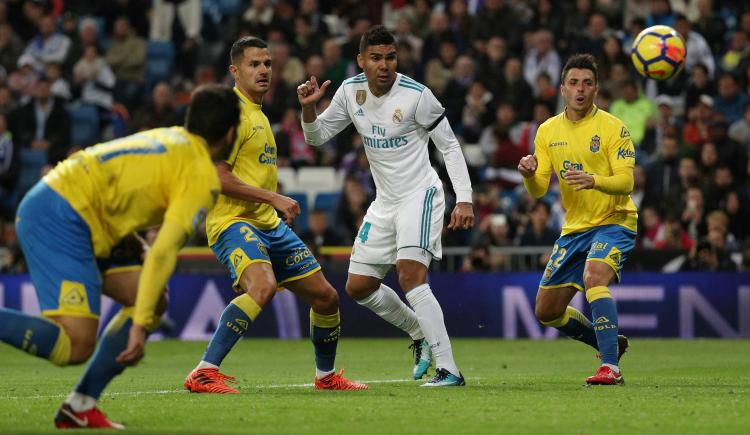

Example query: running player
[298,26,474,386]
[518,53,637,385]
[183,37,367,394]
[0,84,240,428]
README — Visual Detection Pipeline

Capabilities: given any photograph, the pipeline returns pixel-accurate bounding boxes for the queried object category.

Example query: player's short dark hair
[185,84,240,143]
[359,25,395,54]
[230,36,268,65]
[561,53,599,84]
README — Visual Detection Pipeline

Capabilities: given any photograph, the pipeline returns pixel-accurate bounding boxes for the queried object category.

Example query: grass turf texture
[1,339,748,434]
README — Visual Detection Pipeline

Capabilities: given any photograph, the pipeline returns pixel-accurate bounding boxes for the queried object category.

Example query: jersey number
[240,226,258,242]
[358,222,371,244]
[550,244,567,268]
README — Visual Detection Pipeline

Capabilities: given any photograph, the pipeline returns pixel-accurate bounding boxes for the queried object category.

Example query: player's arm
[216,162,300,224]
[593,127,635,195]
[519,131,553,198]
[117,219,187,366]
[418,88,474,229]
[298,76,352,146]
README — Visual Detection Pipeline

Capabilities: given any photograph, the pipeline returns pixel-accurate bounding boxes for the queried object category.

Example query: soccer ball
[631,25,686,80]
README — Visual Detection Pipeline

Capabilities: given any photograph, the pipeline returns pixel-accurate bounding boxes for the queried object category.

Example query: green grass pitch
[1,339,748,434]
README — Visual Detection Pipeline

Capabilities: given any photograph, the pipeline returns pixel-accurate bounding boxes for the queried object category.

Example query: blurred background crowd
[1,0,750,274]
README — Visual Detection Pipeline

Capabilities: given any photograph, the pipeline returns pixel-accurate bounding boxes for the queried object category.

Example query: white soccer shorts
[348,184,445,279]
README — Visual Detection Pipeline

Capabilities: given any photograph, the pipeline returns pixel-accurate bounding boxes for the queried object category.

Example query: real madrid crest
[589,134,600,152]
[393,108,403,123]
[356,90,366,105]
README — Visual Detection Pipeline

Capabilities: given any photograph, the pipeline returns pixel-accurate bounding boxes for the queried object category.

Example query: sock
[0,307,71,366]
[200,293,262,367]
[586,286,619,366]
[310,309,340,377]
[355,284,423,340]
[404,284,459,377]
[541,306,598,350]
[73,307,134,403]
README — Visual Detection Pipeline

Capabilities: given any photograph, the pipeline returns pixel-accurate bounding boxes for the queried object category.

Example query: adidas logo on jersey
[355,108,365,116]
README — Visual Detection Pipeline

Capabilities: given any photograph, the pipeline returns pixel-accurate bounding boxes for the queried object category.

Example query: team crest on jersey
[620,126,631,138]
[589,134,600,152]
[356,90,366,105]
[393,108,403,123]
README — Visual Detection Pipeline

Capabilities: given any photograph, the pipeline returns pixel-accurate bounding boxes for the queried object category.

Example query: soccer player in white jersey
[298,25,474,386]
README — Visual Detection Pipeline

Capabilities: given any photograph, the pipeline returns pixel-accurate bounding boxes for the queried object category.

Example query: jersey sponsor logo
[590,242,609,253]
[620,126,631,138]
[362,135,409,149]
[549,141,568,147]
[235,319,249,330]
[393,108,403,123]
[608,246,622,265]
[61,284,86,306]
[356,90,366,105]
[355,108,365,116]
[594,316,610,324]
[258,143,277,164]
[559,160,584,178]
[284,247,313,267]
[589,134,601,152]
[616,147,636,159]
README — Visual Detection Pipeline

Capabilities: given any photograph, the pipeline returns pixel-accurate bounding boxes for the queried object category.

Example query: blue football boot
[421,368,465,387]
[410,338,432,380]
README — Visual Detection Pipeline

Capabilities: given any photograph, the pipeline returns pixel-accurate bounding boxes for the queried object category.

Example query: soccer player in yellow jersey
[182,37,367,393]
[0,84,240,428]
[518,54,638,386]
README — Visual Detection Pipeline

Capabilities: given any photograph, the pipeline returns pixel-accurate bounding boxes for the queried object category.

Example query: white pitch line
[1,379,416,400]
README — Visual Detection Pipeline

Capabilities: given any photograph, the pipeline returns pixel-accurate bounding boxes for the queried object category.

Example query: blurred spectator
[719,30,750,74]
[471,0,522,54]
[598,36,629,82]
[479,103,522,168]
[341,17,372,61]
[276,108,313,168]
[340,145,375,199]
[644,135,681,209]
[639,205,661,248]
[674,14,715,79]
[461,81,494,144]
[395,40,423,82]
[714,73,749,125]
[0,84,16,115]
[299,0,330,37]
[682,185,706,241]
[460,243,492,272]
[529,0,565,39]
[106,16,146,108]
[8,75,70,164]
[609,80,657,147]
[130,82,180,133]
[698,141,719,184]
[149,0,201,43]
[409,0,432,40]
[443,55,475,127]
[694,0,726,56]
[100,0,150,37]
[447,0,473,44]
[0,113,18,215]
[321,38,350,91]
[683,94,715,147]
[45,62,70,100]
[570,13,611,60]
[73,45,116,110]
[705,165,736,210]
[517,103,551,155]
[645,0,676,28]
[523,29,561,95]
[0,22,23,74]
[497,57,533,121]
[477,36,507,97]
[421,10,464,63]
[631,164,647,209]
[8,54,39,104]
[728,101,750,151]
[291,15,324,62]
[533,72,558,112]
[425,40,457,97]
[684,63,716,110]
[242,0,277,40]
[21,14,71,72]
[270,41,305,90]
[709,120,747,182]
[65,16,100,75]
[518,201,557,247]
[394,15,423,63]
[655,212,693,251]
[336,175,371,239]
[642,94,681,156]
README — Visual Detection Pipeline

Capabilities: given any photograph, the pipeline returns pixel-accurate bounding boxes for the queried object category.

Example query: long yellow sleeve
[523,173,551,199]
[133,219,187,328]
[593,167,634,195]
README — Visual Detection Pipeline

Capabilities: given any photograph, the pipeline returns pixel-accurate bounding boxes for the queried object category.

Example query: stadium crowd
[1,0,750,273]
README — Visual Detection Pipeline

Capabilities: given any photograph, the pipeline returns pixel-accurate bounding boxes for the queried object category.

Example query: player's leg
[186,222,274,393]
[59,264,168,425]
[284,271,367,390]
[347,202,428,378]
[535,236,598,349]
[583,225,636,385]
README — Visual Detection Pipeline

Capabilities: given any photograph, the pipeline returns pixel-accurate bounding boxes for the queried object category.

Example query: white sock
[316,368,335,379]
[356,284,424,340]
[196,360,219,370]
[603,363,620,373]
[65,392,97,413]
[404,284,460,376]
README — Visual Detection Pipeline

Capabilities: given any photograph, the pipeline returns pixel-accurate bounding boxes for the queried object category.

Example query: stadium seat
[313,192,340,224]
[287,192,309,233]
[68,105,100,147]
[145,41,175,92]
[297,167,338,190]
[277,166,297,192]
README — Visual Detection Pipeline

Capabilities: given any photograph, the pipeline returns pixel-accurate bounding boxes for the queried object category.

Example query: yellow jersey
[527,105,638,235]
[206,87,280,245]
[44,127,220,258]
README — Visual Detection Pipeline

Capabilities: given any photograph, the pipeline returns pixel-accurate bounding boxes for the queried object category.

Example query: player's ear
[228,64,238,79]
[356,53,364,70]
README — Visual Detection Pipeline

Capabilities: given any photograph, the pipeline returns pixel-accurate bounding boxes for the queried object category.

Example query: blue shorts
[16,182,102,319]
[540,224,636,292]
[211,221,321,290]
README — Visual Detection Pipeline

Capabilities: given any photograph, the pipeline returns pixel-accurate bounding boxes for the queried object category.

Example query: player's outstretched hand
[518,155,538,178]
[272,193,301,225]
[297,76,331,107]
[448,202,475,230]
[563,170,595,191]
[116,324,147,366]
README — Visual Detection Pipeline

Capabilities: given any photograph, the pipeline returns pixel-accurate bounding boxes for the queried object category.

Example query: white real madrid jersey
[303,73,452,203]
